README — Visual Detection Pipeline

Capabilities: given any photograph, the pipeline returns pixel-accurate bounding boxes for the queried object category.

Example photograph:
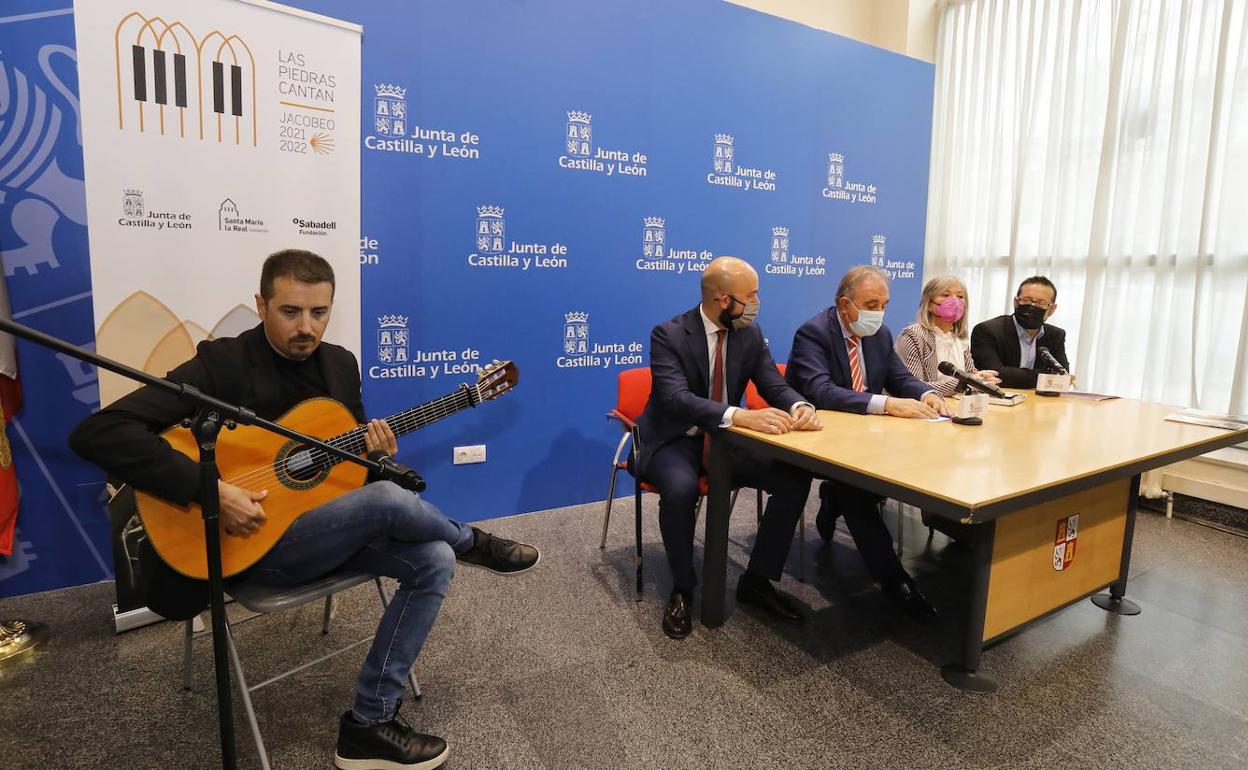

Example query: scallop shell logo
[95,292,259,405]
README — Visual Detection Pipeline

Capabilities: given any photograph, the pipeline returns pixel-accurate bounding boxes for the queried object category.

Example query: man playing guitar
[70,249,537,770]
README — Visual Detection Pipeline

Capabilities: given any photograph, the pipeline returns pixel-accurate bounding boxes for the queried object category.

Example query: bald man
[635,257,821,639]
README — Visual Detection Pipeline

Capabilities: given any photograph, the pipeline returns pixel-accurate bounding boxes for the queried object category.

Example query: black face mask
[1014,303,1047,330]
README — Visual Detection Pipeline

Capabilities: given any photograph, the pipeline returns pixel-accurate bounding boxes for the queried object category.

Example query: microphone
[367,449,427,493]
[938,361,1009,399]
[1038,347,1068,376]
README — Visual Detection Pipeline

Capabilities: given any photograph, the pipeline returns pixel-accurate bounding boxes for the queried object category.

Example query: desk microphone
[938,361,1009,399]
[367,449,427,493]
[1037,347,1068,376]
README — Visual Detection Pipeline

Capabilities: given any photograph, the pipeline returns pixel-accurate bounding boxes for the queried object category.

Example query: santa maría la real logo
[468,205,569,271]
[765,226,826,278]
[868,235,916,279]
[822,152,878,204]
[558,311,643,370]
[638,216,713,275]
[218,197,268,233]
[368,313,485,381]
[557,111,648,177]
[366,83,481,160]
[707,134,777,193]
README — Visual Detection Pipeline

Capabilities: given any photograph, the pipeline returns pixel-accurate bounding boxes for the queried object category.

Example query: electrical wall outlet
[453,444,486,465]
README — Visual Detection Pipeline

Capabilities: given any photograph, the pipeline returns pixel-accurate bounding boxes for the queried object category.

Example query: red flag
[0,270,20,557]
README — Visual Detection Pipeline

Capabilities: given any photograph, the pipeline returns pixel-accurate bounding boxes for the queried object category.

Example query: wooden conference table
[702,391,1248,692]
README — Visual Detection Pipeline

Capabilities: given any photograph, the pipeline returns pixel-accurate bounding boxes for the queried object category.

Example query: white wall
[725,0,940,62]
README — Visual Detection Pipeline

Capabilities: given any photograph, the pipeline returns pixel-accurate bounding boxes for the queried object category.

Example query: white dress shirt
[933,328,968,373]
[698,306,810,428]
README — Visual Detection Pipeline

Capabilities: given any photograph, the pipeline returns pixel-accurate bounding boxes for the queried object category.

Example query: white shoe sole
[458,548,541,576]
[334,744,449,770]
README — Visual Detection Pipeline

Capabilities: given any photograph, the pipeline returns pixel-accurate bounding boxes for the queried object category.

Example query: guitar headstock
[474,359,519,402]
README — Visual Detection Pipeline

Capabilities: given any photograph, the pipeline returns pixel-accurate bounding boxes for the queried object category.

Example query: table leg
[701,432,734,628]
[1091,474,1142,616]
[941,520,998,693]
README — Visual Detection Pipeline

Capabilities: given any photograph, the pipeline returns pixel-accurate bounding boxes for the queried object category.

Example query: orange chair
[742,364,807,582]
[599,367,657,598]
[601,367,789,600]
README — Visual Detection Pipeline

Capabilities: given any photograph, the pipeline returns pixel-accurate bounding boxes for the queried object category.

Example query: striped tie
[848,335,865,392]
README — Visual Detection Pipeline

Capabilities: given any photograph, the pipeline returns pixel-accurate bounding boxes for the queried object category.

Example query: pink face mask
[932,296,966,322]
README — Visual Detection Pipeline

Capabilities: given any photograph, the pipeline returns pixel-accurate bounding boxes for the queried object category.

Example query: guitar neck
[331,386,477,455]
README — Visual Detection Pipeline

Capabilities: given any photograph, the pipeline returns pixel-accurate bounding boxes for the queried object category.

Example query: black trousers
[820,480,905,582]
[643,435,812,594]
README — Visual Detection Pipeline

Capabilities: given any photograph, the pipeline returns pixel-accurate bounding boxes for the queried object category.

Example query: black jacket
[969,314,1070,389]
[69,324,364,618]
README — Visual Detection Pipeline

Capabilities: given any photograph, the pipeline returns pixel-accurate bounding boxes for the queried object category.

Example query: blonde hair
[916,275,970,338]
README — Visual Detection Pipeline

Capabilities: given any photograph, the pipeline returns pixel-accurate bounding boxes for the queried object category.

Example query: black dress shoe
[457,527,540,575]
[335,707,449,770]
[815,481,839,542]
[883,574,939,621]
[736,573,806,623]
[662,590,692,640]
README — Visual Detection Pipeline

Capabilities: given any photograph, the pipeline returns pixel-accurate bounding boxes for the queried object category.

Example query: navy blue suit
[785,307,928,583]
[786,307,930,412]
[637,307,812,593]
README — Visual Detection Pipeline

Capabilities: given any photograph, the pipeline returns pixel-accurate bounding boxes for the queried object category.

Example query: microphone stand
[0,316,413,770]
[950,379,983,426]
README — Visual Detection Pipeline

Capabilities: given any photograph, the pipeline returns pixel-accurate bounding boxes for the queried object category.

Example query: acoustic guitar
[137,359,518,579]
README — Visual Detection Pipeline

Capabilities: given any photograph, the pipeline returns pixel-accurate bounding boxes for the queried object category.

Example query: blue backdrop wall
[0,0,933,598]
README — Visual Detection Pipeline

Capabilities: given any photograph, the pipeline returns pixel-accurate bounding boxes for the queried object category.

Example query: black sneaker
[456,526,540,575]
[334,708,449,770]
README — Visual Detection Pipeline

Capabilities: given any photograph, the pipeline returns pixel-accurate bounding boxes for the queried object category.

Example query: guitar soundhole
[274,441,332,490]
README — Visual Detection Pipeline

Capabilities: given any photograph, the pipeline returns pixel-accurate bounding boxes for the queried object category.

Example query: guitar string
[216,391,476,494]
[215,382,501,493]
[219,386,480,491]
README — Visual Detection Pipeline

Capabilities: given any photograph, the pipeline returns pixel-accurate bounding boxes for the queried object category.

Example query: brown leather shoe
[662,590,692,640]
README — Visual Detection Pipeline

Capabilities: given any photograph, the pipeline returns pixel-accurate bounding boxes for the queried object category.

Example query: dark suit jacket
[970,314,1069,389]
[68,324,365,618]
[635,307,802,477]
[786,307,930,413]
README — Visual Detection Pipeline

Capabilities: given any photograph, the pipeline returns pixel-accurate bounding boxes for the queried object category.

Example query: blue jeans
[245,481,474,723]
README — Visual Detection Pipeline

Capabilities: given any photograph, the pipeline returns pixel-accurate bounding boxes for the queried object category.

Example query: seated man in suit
[970,275,1070,389]
[786,265,945,620]
[637,256,821,640]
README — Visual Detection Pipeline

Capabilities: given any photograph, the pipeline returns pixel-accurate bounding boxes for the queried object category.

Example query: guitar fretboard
[317,385,479,464]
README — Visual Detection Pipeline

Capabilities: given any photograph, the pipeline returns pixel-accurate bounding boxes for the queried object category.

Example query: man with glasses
[970,275,1070,389]
[635,256,821,640]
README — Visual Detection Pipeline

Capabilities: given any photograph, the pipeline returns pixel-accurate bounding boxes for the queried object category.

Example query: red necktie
[848,335,866,392]
[703,330,726,468]
[711,329,726,402]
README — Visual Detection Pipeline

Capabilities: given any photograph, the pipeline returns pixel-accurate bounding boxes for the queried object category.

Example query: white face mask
[847,299,884,336]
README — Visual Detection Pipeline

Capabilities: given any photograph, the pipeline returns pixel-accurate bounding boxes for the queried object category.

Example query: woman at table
[895,275,1001,397]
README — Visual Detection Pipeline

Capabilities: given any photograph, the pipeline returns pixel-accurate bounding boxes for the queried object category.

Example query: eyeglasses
[1015,296,1051,310]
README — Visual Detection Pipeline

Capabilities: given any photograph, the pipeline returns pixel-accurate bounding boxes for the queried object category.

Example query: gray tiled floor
[2,493,1246,769]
